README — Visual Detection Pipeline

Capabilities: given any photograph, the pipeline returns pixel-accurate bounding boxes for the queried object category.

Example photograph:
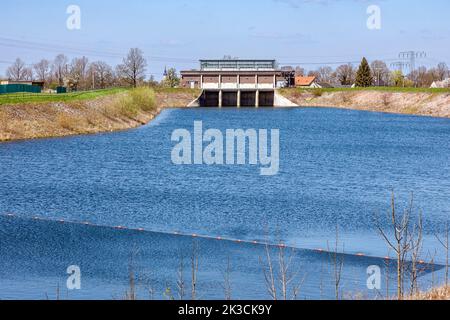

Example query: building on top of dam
[180,59,295,107]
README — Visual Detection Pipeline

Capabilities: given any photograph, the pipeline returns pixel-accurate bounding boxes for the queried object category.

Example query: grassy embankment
[0,87,200,142]
[278,87,450,118]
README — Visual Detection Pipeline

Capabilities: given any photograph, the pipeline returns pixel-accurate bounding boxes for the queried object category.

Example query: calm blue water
[0,107,449,299]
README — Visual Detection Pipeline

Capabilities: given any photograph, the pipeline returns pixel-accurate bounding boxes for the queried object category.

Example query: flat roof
[199,59,276,62]
[180,70,283,75]
[199,59,277,71]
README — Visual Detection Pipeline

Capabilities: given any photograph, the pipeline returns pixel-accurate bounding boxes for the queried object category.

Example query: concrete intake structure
[181,59,295,107]
[198,88,275,107]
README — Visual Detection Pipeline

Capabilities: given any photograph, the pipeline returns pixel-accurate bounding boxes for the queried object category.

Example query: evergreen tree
[355,57,373,87]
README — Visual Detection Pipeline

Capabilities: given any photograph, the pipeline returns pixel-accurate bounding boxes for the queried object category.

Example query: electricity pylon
[390,61,410,74]
[398,51,426,74]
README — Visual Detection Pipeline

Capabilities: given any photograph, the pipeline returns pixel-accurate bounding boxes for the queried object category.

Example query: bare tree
[306,70,319,79]
[124,253,137,300]
[191,240,200,300]
[260,244,277,300]
[33,59,51,83]
[371,60,390,86]
[67,56,89,91]
[177,254,186,300]
[295,66,305,76]
[280,66,294,72]
[335,64,355,85]
[53,54,69,86]
[436,62,449,81]
[317,66,333,83]
[90,61,114,89]
[436,222,449,286]
[411,66,429,87]
[23,67,34,81]
[377,192,424,300]
[6,58,29,80]
[408,211,423,296]
[222,257,232,300]
[259,244,302,300]
[116,48,147,88]
[277,246,300,300]
[384,252,391,300]
[328,225,344,300]
[138,272,156,300]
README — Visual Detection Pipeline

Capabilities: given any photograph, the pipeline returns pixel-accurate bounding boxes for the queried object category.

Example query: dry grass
[0,109,7,130]
[407,286,450,300]
[381,93,391,107]
[0,87,197,142]
[402,105,420,115]
[312,88,324,97]
[279,89,450,118]
[56,114,85,132]
[113,87,157,119]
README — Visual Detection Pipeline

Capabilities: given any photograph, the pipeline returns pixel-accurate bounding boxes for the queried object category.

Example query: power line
[0,36,198,64]
[398,51,427,74]
[0,36,444,74]
[279,58,401,66]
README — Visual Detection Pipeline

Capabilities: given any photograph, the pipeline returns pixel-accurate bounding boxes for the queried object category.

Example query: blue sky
[1,0,449,79]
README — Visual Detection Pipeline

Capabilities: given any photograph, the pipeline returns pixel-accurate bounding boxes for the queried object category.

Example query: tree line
[284,58,449,88]
[4,48,180,91]
[5,50,449,90]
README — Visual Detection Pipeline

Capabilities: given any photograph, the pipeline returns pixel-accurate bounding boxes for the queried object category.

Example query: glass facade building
[200,60,277,71]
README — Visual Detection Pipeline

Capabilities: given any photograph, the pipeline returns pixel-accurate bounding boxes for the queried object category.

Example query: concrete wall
[195,89,298,108]
[181,71,282,90]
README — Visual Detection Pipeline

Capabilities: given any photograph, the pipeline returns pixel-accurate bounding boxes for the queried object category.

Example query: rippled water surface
[1,107,449,299]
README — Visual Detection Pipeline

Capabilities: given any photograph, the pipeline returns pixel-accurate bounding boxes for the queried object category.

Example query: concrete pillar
[219,90,223,108]
[200,75,203,89]
[256,90,259,108]
[237,90,241,108]
[273,75,276,89]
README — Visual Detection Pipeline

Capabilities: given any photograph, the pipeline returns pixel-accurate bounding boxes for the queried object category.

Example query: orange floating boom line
[0,213,442,266]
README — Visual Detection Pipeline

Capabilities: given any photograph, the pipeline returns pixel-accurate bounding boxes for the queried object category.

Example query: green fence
[0,84,42,94]
[56,86,67,94]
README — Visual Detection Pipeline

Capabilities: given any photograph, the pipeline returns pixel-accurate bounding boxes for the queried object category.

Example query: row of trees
[6,50,449,89]
[4,48,179,91]
[285,60,449,88]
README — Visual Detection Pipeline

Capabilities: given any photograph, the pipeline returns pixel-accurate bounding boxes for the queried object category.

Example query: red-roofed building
[295,76,320,88]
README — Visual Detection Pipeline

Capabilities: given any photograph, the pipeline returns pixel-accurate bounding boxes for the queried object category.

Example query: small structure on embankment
[181,59,297,107]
